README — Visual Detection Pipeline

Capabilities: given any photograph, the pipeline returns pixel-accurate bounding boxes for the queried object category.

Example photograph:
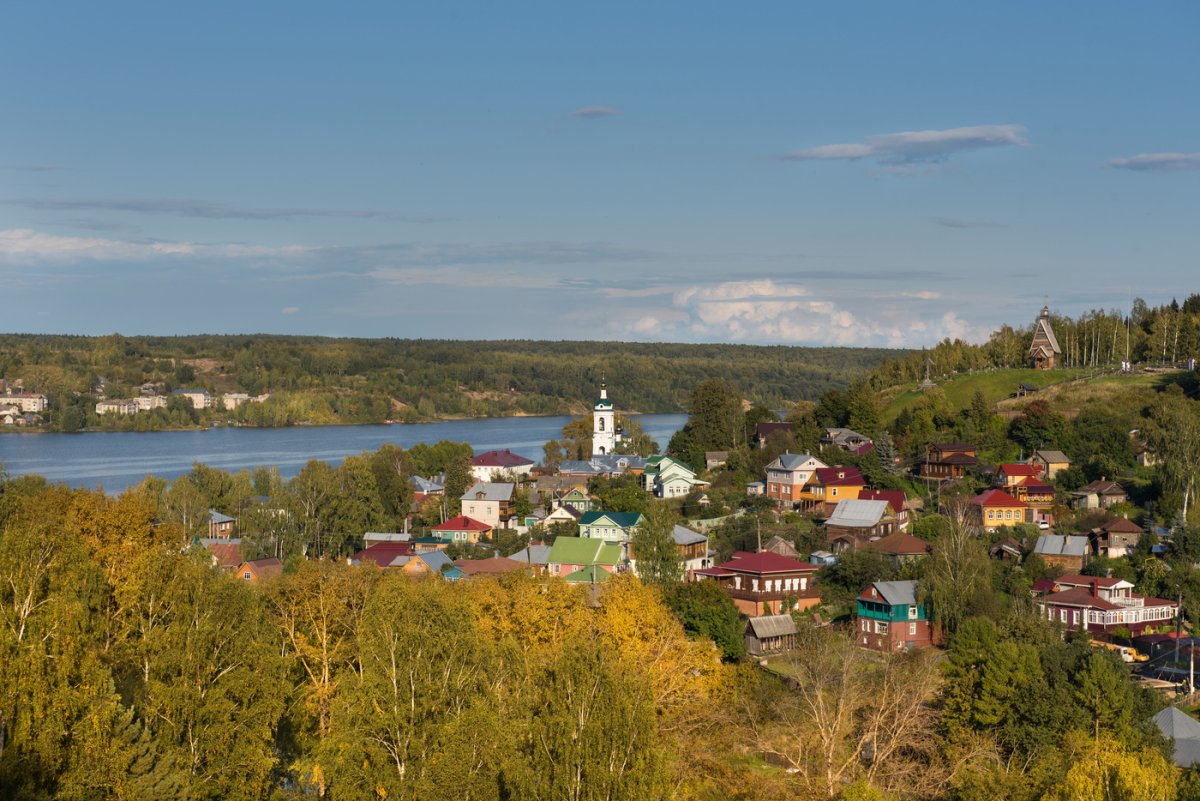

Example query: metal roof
[826,499,889,528]
[672,525,708,546]
[869,580,918,607]
[1034,534,1089,557]
[747,615,798,639]
[460,482,515,502]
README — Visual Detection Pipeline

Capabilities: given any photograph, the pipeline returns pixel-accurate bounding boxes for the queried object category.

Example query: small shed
[745,614,799,657]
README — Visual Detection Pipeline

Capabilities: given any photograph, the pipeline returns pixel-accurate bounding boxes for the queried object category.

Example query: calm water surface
[0,415,687,492]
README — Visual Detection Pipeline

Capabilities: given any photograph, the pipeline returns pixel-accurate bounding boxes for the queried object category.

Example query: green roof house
[547,536,622,579]
[578,511,645,542]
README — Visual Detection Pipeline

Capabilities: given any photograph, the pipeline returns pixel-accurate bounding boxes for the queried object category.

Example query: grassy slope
[882,367,1179,422]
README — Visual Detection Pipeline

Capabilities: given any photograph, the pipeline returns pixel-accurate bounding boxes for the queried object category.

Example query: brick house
[695,551,820,616]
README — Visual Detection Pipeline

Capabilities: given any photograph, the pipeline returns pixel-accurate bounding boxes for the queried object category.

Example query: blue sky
[2,2,1197,347]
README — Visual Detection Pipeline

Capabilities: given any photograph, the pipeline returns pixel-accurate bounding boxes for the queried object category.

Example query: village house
[806,466,866,514]
[409,475,444,507]
[430,515,492,544]
[628,524,710,579]
[453,556,530,578]
[989,536,1024,561]
[460,482,516,528]
[641,455,708,498]
[970,489,1032,532]
[222,392,251,410]
[470,449,535,482]
[695,551,820,616]
[1153,707,1200,769]
[820,427,875,455]
[867,532,933,569]
[236,557,283,583]
[352,546,455,576]
[764,452,828,508]
[919,442,978,481]
[533,504,582,528]
[546,536,623,578]
[705,451,730,470]
[1029,305,1062,369]
[1071,479,1129,510]
[1033,534,1090,571]
[744,614,799,658]
[858,489,911,530]
[1028,449,1071,479]
[755,421,795,448]
[995,463,1043,488]
[1034,574,1177,636]
[506,542,552,575]
[855,580,935,653]
[1091,516,1143,559]
[824,499,898,552]
[208,509,236,539]
[578,511,644,542]
[363,531,411,548]
[0,405,21,426]
[201,538,242,571]
[762,535,801,559]
[550,485,596,513]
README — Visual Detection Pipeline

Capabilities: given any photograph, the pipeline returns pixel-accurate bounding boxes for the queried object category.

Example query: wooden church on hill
[1029,305,1062,370]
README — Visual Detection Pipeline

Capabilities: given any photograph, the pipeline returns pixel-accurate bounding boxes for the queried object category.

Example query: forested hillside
[0,334,898,430]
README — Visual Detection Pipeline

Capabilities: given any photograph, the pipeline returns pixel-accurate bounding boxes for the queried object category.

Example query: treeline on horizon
[0,335,897,431]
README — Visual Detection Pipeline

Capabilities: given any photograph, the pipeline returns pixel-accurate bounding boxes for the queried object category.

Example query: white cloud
[781,125,1030,165]
[898,290,942,300]
[1108,152,1200,172]
[0,228,308,264]
[281,306,300,315]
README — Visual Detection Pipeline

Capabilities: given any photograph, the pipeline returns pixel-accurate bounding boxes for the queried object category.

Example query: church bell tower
[592,381,617,456]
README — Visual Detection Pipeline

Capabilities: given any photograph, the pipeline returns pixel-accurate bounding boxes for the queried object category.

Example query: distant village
[186,308,1191,739]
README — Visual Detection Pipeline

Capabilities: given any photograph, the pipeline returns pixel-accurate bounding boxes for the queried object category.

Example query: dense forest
[0,335,898,431]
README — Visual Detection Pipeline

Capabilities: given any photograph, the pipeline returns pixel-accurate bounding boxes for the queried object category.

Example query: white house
[469,449,535,482]
[222,393,251,410]
[641,455,709,498]
[460,482,516,528]
[135,395,167,411]
[96,399,139,416]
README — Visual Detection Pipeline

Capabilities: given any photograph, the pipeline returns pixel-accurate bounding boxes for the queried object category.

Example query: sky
[2,1,1198,348]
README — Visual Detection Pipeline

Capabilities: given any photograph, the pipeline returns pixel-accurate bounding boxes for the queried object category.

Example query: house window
[908,605,917,619]
[1059,609,1067,623]
[875,621,888,635]
[800,578,807,591]
[861,619,869,631]
[751,579,759,592]
[243,571,251,580]
[987,510,994,520]
[1006,510,1013,520]
[832,488,838,497]
[909,622,917,636]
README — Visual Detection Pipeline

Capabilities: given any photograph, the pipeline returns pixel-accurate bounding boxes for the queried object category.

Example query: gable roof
[454,556,528,576]
[432,515,492,532]
[209,509,236,524]
[971,489,1027,508]
[1101,516,1143,534]
[1077,479,1127,496]
[747,614,798,639]
[564,564,612,584]
[826,499,890,528]
[507,543,552,565]
[998,463,1042,477]
[770,453,821,471]
[1031,308,1063,355]
[409,475,444,494]
[239,557,283,579]
[671,525,708,546]
[471,449,535,468]
[460,482,516,502]
[578,511,644,528]
[205,540,242,568]
[712,551,816,575]
[763,535,801,558]
[868,532,932,556]
[1034,534,1089,557]
[1032,450,1070,464]
[858,489,907,512]
[547,536,622,567]
[1041,586,1120,610]
[861,580,918,607]
[814,467,865,486]
[1154,707,1200,767]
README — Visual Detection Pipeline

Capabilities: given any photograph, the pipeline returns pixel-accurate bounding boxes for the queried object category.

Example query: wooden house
[855,581,935,652]
[920,442,978,480]
[744,615,799,657]
[1032,534,1089,571]
[1029,450,1071,479]
[1034,574,1176,636]
[236,558,283,583]
[695,551,820,616]
[970,489,1032,532]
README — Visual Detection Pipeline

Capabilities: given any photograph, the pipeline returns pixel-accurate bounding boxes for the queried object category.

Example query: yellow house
[1029,450,1071,480]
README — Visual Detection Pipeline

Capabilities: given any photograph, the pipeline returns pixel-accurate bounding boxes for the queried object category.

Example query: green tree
[631,502,683,587]
[662,579,745,660]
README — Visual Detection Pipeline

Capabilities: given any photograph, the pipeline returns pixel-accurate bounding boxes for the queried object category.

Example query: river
[0,414,688,492]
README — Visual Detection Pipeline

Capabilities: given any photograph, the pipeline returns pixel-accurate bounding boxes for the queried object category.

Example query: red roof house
[970,489,1032,531]
[431,515,493,544]
[696,551,820,616]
